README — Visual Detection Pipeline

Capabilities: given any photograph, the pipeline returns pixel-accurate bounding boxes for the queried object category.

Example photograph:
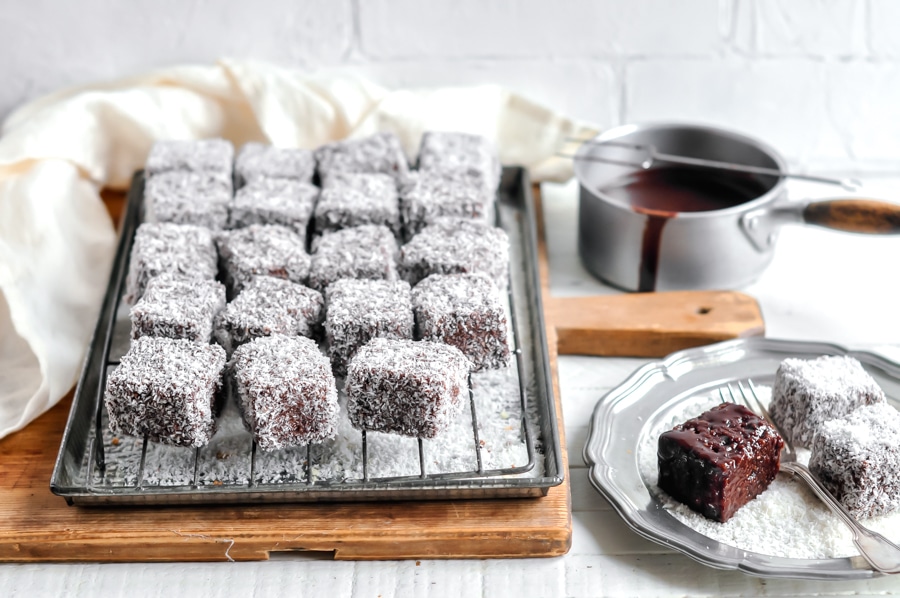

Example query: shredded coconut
[229,178,318,235]
[412,273,510,371]
[216,224,311,296]
[769,355,885,447]
[638,387,900,560]
[234,142,315,186]
[130,274,226,343]
[145,139,234,176]
[399,217,509,285]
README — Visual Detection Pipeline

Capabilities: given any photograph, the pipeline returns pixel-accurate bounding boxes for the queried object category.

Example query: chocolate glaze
[599,167,771,291]
[657,402,784,522]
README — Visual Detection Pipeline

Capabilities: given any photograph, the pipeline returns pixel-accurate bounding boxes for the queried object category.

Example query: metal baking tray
[584,337,900,580]
[51,166,564,506]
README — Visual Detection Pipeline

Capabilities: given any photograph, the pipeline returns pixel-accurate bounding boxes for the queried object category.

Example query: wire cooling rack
[51,167,563,505]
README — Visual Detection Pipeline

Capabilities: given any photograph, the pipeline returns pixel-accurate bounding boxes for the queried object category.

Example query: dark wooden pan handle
[803,199,900,234]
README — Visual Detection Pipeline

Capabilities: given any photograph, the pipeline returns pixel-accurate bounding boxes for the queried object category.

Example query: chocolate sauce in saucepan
[598,167,771,291]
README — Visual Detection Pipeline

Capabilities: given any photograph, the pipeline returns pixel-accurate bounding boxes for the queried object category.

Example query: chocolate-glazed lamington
[412,273,510,371]
[399,218,509,286]
[125,222,218,303]
[130,274,226,343]
[228,178,319,235]
[809,402,900,519]
[234,142,315,187]
[145,138,234,176]
[324,278,414,375]
[657,402,784,523]
[307,224,398,292]
[315,132,410,183]
[215,276,324,354]
[144,170,232,230]
[345,338,471,438]
[216,224,310,297]
[769,355,885,448]
[105,336,226,447]
[314,172,401,236]
[230,335,339,451]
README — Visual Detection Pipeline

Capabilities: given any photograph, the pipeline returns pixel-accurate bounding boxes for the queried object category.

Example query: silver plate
[583,337,900,580]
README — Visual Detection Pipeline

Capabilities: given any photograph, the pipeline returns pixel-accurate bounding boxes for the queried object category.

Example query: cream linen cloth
[0,58,596,439]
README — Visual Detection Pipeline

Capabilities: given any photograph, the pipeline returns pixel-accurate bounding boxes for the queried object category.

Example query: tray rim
[51,165,565,506]
[583,336,900,581]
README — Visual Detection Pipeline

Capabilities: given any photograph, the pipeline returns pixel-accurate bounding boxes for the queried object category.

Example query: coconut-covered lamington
[314,172,400,236]
[105,336,226,447]
[417,131,502,192]
[144,170,232,230]
[234,142,315,187]
[412,273,510,371]
[809,402,900,519]
[145,138,234,177]
[307,224,398,291]
[324,279,414,375]
[315,132,409,183]
[228,178,318,235]
[399,170,496,239]
[130,274,225,343]
[230,335,339,451]
[216,224,310,296]
[215,276,324,353]
[345,338,470,438]
[125,222,218,303]
[769,355,885,448]
[399,218,510,286]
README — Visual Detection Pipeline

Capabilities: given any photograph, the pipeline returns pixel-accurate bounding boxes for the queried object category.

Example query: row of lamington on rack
[105,131,513,452]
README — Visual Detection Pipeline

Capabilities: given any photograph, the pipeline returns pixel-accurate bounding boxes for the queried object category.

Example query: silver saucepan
[574,123,900,292]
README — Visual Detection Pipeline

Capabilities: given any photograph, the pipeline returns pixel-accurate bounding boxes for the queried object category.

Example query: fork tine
[738,379,793,450]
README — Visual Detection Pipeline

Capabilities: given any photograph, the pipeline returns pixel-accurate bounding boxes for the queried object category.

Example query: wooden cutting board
[0,185,763,563]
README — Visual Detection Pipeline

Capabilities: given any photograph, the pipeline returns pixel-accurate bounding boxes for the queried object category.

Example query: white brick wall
[2,0,898,171]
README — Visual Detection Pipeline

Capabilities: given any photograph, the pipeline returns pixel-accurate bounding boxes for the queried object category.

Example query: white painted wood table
[4,178,900,597]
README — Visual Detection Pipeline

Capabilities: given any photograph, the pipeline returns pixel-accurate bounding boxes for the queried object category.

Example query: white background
[3,1,900,596]
[2,0,900,176]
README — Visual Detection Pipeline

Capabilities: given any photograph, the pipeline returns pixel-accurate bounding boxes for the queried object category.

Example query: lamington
[125,222,218,303]
[416,131,502,191]
[324,278,414,375]
[105,336,226,447]
[228,178,318,236]
[145,138,234,177]
[130,274,226,343]
[399,170,496,240]
[216,224,310,296]
[215,276,324,353]
[314,172,400,236]
[412,273,510,371]
[144,170,232,230]
[345,338,471,438]
[234,142,315,187]
[769,355,885,447]
[307,224,398,291]
[399,218,509,285]
[230,335,339,451]
[315,132,410,183]
[809,402,900,519]
[657,402,784,523]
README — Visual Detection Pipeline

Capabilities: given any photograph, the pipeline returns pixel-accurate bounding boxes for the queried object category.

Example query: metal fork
[724,380,900,574]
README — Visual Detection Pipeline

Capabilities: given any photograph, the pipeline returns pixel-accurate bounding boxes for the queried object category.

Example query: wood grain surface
[0,184,766,563]
[0,188,571,563]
